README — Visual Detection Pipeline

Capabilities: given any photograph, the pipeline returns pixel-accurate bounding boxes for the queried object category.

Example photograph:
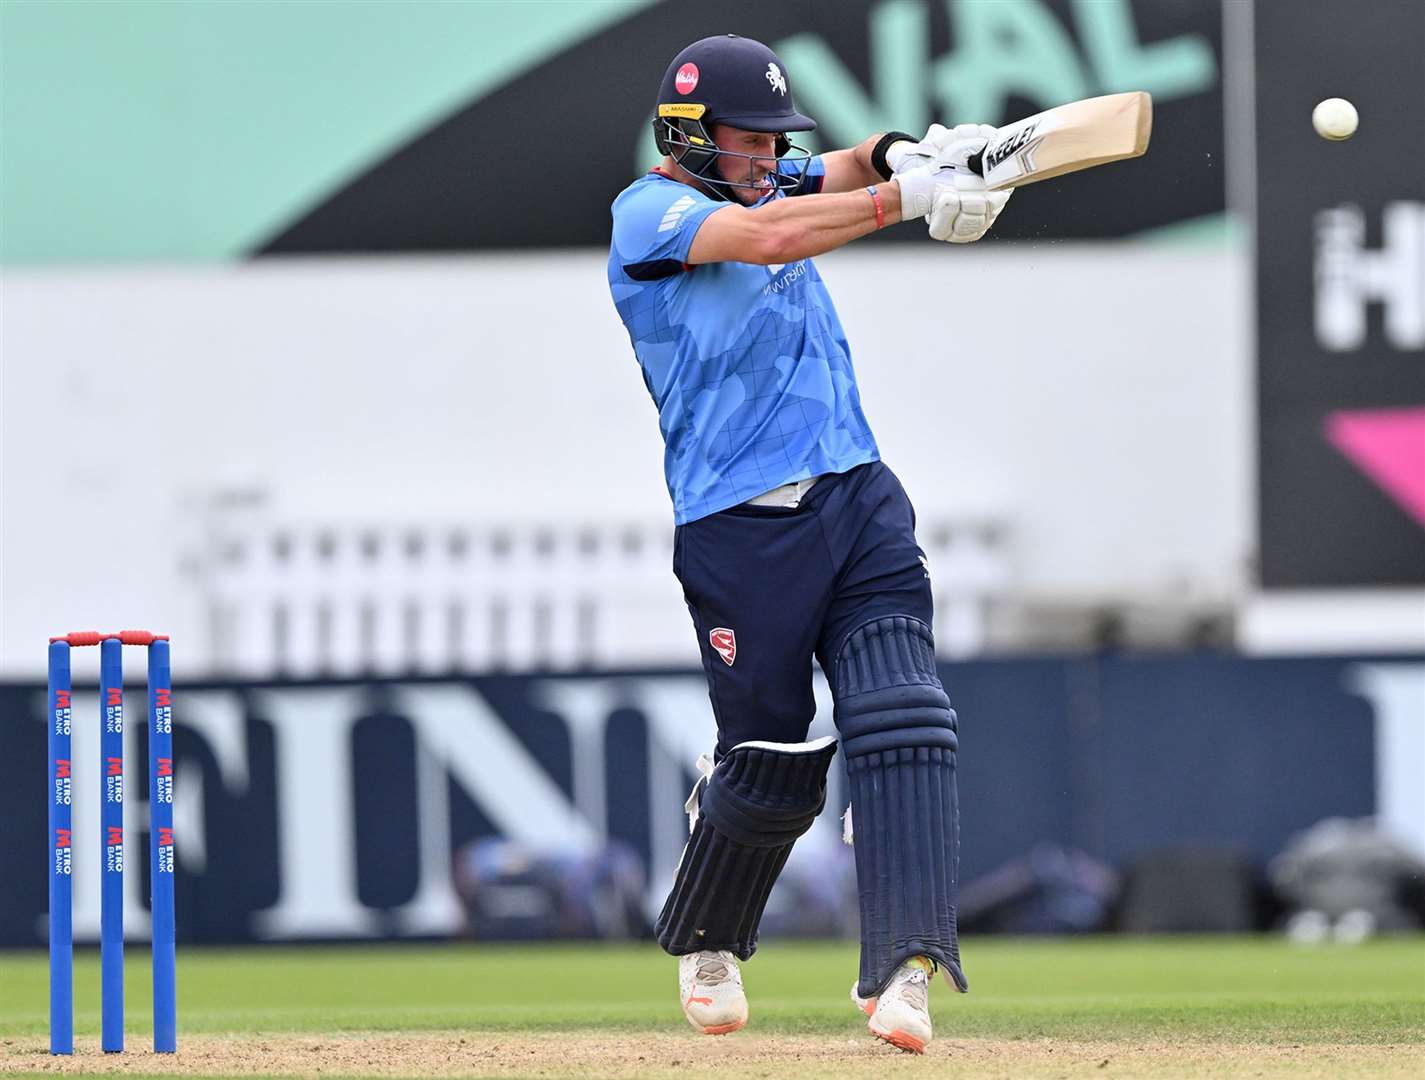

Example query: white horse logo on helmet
[765,63,787,95]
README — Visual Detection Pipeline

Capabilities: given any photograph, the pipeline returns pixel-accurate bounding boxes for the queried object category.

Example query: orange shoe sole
[871,1026,926,1054]
[696,1018,747,1035]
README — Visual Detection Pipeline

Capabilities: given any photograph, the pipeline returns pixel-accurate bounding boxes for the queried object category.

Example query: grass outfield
[1,936,1422,1077]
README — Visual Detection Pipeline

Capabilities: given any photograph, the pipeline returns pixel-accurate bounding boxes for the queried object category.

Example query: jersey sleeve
[778,154,826,197]
[611,180,723,281]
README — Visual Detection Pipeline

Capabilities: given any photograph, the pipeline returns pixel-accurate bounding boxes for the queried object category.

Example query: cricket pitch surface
[2,938,1421,1078]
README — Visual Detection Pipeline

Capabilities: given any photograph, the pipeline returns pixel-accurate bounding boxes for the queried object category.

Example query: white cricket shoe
[678,950,748,1035]
[851,957,933,1053]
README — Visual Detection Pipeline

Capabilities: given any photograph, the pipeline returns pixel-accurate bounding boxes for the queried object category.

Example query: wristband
[870,130,920,180]
[866,185,886,229]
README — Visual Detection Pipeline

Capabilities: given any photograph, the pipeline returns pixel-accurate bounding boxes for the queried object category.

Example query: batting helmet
[652,35,816,201]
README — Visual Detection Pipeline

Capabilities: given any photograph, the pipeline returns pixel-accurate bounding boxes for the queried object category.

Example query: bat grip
[966,149,985,177]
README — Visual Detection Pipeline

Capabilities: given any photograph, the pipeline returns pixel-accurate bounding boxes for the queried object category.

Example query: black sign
[1254,1,1425,587]
[1,654,1397,946]
[257,0,1224,254]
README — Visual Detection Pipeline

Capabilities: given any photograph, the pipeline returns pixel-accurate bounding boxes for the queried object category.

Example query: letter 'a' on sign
[971,91,1153,190]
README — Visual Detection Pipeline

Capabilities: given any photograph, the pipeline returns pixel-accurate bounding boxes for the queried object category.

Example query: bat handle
[966,149,985,177]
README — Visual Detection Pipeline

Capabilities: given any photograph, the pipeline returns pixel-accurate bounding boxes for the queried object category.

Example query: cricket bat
[966,91,1152,190]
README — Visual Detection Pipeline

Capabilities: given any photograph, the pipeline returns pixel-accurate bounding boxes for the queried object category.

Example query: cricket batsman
[607,34,1010,1053]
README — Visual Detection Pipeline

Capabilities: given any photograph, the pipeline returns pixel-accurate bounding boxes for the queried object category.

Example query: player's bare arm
[814,134,887,192]
[687,183,904,265]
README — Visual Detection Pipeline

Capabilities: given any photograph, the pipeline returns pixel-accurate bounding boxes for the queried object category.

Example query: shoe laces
[695,950,739,987]
[887,965,929,1012]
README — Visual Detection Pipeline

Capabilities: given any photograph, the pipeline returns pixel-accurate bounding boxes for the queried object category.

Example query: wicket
[47,630,176,1056]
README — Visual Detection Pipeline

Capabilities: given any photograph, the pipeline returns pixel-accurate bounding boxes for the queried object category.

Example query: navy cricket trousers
[674,461,932,756]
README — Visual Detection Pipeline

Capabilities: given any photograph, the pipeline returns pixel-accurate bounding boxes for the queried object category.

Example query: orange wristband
[866,184,885,229]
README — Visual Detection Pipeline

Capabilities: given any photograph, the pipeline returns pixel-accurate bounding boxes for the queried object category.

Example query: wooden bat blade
[973,91,1153,190]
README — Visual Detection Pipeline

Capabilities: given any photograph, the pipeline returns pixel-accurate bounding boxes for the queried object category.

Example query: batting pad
[835,615,968,997]
[655,736,838,959]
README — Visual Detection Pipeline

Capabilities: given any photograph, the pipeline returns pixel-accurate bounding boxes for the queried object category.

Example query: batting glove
[888,123,1012,240]
[886,122,996,174]
[924,122,998,170]
[923,123,1011,242]
[926,172,1010,243]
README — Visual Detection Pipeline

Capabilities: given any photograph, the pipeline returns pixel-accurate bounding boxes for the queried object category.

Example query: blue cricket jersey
[607,162,880,524]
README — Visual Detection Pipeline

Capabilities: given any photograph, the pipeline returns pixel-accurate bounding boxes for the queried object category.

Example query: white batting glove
[923,122,998,170]
[887,122,1011,240]
[884,130,937,175]
[894,161,1010,239]
[893,164,945,222]
[921,123,1011,242]
[886,122,996,174]
[927,172,1010,243]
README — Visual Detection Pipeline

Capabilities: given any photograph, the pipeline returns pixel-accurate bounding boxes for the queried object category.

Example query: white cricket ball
[1312,97,1358,141]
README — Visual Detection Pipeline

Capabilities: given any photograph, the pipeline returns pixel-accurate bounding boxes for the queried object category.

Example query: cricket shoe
[679,950,748,1035]
[851,957,934,1053]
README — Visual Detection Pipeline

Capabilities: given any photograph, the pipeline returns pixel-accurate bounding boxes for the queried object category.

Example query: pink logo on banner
[1325,406,1425,527]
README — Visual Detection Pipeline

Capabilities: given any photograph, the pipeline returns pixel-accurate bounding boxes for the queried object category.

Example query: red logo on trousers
[709,627,736,667]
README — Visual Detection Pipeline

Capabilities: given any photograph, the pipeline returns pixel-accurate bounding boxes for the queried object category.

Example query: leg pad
[835,616,968,997]
[655,737,838,959]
